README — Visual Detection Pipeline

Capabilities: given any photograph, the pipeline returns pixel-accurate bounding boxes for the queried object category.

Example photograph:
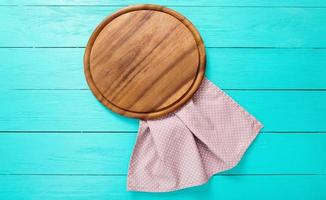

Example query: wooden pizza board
[84,4,206,119]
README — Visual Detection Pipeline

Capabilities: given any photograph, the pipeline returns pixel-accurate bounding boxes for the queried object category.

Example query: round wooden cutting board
[84,4,206,119]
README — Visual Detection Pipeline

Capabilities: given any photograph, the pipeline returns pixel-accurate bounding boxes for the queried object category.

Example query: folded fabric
[127,78,263,192]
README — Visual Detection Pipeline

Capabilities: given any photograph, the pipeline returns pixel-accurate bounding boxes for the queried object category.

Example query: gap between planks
[0,131,325,134]
[0,174,322,176]
[2,5,326,8]
[8,89,326,91]
[2,47,326,49]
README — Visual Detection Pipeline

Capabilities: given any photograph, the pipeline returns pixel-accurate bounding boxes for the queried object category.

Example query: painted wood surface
[0,133,325,175]
[1,48,326,90]
[1,7,326,47]
[2,0,326,6]
[0,0,325,199]
[1,175,325,200]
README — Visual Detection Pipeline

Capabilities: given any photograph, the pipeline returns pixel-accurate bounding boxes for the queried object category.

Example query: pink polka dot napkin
[127,78,263,192]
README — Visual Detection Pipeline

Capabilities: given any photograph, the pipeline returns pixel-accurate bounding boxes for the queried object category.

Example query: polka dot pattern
[127,78,263,192]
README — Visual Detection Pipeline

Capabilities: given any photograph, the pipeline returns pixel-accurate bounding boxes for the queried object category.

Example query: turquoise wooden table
[0,0,325,199]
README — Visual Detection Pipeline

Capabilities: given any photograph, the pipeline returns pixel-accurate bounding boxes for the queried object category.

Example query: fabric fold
[127,78,263,192]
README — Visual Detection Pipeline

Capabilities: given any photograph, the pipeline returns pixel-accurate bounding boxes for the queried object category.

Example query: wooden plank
[0,90,326,131]
[0,90,320,131]
[0,175,325,200]
[2,48,326,90]
[1,7,326,47]
[0,133,325,175]
[2,0,326,7]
